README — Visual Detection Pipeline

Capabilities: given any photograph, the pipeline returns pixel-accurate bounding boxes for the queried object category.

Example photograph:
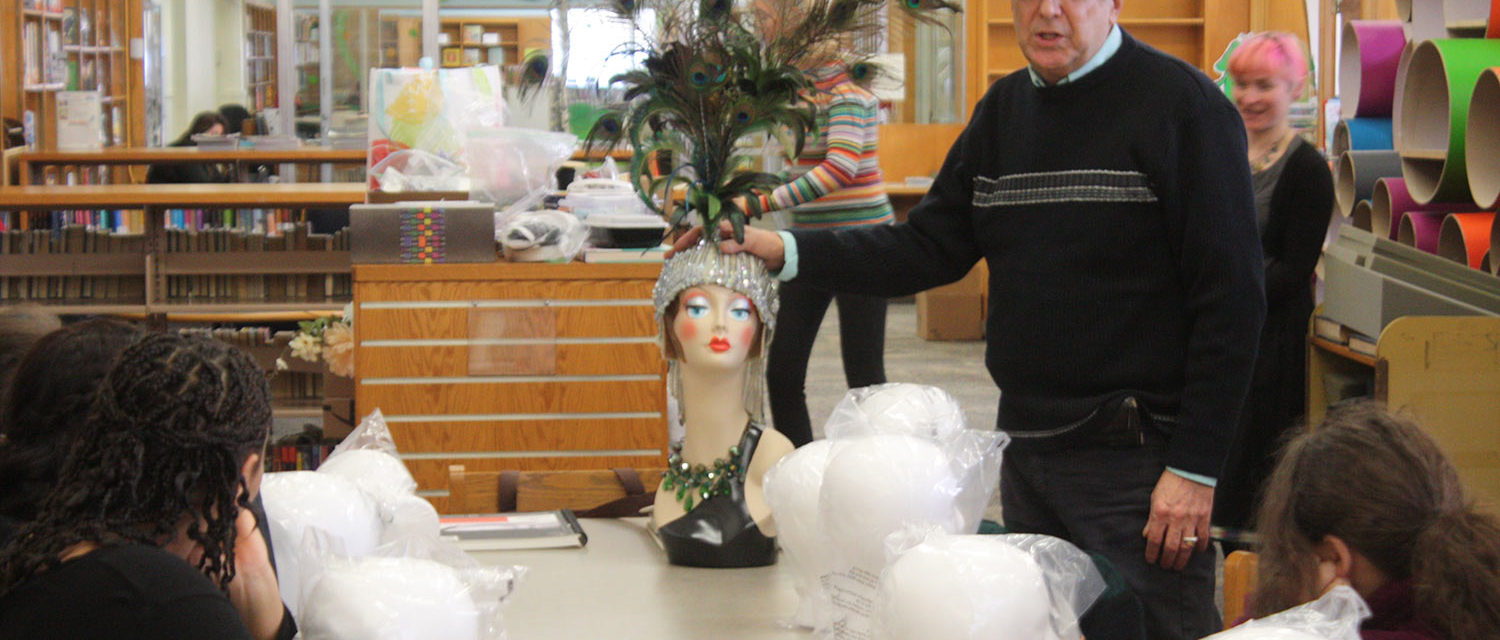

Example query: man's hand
[227,507,287,640]
[667,221,787,272]
[1142,470,1214,571]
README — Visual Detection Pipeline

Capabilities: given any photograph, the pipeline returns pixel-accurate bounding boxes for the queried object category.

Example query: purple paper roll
[1399,210,1447,253]
[1341,21,1408,119]
[1372,177,1474,240]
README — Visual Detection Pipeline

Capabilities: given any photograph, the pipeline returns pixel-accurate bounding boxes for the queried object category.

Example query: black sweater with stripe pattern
[789,30,1265,479]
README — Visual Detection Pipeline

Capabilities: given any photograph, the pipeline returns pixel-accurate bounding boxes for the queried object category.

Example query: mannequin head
[653,240,778,422]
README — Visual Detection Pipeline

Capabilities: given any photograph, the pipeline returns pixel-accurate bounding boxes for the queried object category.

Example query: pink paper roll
[1372,177,1473,239]
[1341,21,1408,119]
[1398,210,1448,253]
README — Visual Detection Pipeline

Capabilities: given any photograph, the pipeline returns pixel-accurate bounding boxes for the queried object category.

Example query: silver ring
[1182,536,1200,545]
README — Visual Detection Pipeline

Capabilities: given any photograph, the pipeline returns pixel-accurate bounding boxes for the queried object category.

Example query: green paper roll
[1398,39,1500,205]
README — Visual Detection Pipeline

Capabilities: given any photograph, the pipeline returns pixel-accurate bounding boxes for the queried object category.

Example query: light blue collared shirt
[1026,23,1123,88]
[772,25,1215,488]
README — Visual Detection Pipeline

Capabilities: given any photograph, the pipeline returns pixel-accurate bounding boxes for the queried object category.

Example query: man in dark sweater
[681,0,1263,638]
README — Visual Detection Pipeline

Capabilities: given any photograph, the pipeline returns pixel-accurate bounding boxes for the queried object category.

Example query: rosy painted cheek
[678,321,699,342]
[737,326,755,346]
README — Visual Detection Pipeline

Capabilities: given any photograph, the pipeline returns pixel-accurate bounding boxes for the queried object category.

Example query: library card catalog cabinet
[353,262,668,513]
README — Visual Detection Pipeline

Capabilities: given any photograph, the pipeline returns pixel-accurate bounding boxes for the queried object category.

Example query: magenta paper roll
[1372,177,1473,240]
[1398,210,1448,253]
[1341,21,1408,119]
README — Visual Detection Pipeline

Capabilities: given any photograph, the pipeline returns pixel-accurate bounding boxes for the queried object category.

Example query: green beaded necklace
[661,440,742,511]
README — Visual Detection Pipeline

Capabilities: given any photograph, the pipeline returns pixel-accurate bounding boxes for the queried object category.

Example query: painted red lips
[708,337,732,353]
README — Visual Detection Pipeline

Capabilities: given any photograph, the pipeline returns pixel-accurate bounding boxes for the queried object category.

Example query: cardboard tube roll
[1398,0,1414,21]
[1337,150,1403,218]
[1446,0,1492,33]
[1465,68,1500,209]
[1437,212,1495,268]
[1371,176,1474,239]
[1342,22,1409,119]
[1412,0,1451,40]
[1492,211,1500,274]
[1398,210,1448,253]
[1334,118,1395,157]
[1351,200,1375,232]
[1398,39,1500,204]
[1392,41,1417,152]
[1482,249,1492,273]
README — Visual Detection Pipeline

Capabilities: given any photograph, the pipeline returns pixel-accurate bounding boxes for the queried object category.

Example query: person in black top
[672,0,1265,637]
[0,318,142,547]
[145,111,231,184]
[1211,33,1334,538]
[0,333,291,640]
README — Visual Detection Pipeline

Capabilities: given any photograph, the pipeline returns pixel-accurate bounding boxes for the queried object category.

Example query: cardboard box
[915,260,988,341]
[917,291,984,340]
[350,201,499,264]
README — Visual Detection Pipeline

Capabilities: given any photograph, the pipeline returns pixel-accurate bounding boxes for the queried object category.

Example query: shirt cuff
[775,231,799,281]
[1167,467,1217,488]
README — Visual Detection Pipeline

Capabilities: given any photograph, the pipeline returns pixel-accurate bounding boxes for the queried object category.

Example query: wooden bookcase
[245,2,277,113]
[353,261,669,512]
[965,0,1250,107]
[7,0,140,154]
[1308,313,1500,509]
[433,16,550,69]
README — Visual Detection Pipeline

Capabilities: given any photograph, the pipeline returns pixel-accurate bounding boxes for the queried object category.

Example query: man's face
[1013,0,1123,84]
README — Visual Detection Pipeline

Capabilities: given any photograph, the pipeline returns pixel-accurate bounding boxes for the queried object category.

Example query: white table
[469,518,806,640]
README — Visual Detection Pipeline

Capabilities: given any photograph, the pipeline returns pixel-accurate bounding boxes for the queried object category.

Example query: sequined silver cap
[652,239,779,334]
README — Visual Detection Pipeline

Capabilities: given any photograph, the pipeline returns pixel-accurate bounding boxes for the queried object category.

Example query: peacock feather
[586,0,958,243]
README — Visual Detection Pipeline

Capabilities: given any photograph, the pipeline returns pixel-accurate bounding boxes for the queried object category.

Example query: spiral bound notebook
[439,509,588,551]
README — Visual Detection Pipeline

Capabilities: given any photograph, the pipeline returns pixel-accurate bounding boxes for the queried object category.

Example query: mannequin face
[671,284,760,370]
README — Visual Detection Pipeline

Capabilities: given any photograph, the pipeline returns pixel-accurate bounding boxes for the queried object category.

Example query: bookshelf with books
[8,0,139,154]
[436,16,550,69]
[1307,309,1500,505]
[245,3,277,113]
[0,183,361,316]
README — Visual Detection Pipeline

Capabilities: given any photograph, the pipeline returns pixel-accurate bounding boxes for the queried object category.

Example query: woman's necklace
[1250,130,1294,173]
[662,440,742,511]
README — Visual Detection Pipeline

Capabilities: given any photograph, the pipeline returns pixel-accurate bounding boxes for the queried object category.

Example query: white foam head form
[820,434,964,572]
[825,383,968,440]
[877,535,1054,640]
[299,556,483,640]
[318,449,418,497]
[259,471,385,619]
[763,439,847,628]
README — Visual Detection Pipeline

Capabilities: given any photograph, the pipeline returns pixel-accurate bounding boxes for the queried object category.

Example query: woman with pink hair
[1213,32,1334,539]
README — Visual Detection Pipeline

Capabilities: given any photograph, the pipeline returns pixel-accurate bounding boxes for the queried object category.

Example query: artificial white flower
[290,332,323,362]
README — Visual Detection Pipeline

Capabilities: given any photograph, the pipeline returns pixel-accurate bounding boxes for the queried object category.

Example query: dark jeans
[1002,435,1220,640]
[767,280,887,446]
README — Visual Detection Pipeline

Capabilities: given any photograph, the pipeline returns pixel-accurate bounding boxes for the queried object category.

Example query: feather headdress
[556,0,959,243]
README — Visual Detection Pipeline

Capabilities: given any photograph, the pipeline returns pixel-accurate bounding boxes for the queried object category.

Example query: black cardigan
[1261,141,1333,308]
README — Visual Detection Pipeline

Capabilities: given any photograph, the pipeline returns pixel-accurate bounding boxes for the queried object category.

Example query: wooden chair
[1222,550,1260,628]
[447,465,665,516]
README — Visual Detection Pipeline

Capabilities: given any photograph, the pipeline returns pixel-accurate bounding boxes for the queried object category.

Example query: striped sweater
[751,66,893,229]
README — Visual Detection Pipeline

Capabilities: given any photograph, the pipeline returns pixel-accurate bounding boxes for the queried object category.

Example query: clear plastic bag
[320,409,441,546]
[873,527,1107,640]
[467,127,578,216]
[367,65,506,192]
[297,529,524,640]
[769,384,1008,638]
[497,209,589,263]
[259,471,385,619]
[1204,586,1369,640]
[368,149,470,193]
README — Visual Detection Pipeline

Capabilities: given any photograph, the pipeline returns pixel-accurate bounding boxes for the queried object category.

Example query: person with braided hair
[0,333,290,640]
[0,318,143,546]
[1250,402,1500,639]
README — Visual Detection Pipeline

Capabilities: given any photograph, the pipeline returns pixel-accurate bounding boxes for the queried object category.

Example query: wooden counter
[0,183,368,210]
[16,147,367,185]
[353,261,669,512]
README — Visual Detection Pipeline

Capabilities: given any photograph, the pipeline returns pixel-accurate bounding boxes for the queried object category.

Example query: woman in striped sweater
[744,61,892,446]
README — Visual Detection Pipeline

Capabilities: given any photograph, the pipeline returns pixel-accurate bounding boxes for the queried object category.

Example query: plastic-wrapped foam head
[381,493,443,544]
[877,536,1054,640]
[260,471,384,618]
[299,556,483,640]
[763,439,846,628]
[820,434,963,571]
[826,383,968,440]
[1202,585,1369,640]
[318,449,418,498]
[1204,630,1329,640]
